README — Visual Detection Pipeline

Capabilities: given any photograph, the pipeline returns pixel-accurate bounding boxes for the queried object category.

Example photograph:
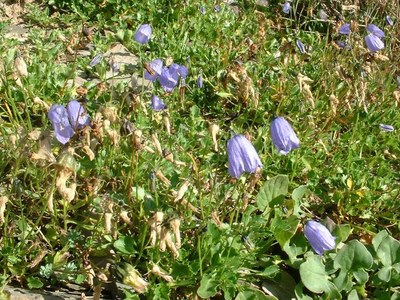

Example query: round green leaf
[256,175,289,212]
[334,240,373,271]
[299,255,333,294]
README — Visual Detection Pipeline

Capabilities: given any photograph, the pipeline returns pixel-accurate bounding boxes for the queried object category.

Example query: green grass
[0,0,399,299]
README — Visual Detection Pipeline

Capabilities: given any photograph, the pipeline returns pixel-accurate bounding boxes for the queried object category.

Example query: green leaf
[292,185,309,202]
[348,289,360,300]
[299,255,334,294]
[353,269,369,284]
[27,276,44,289]
[333,269,352,292]
[373,231,400,266]
[216,91,233,98]
[271,215,299,248]
[256,175,289,212]
[197,274,219,298]
[334,240,373,271]
[113,236,137,255]
[333,224,352,243]
[377,266,392,282]
[236,288,276,300]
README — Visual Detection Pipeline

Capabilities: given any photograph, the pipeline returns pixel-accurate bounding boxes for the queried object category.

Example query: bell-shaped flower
[270,117,300,155]
[296,39,306,54]
[134,24,152,44]
[365,34,384,52]
[367,24,384,38]
[282,2,290,14]
[339,23,351,35]
[227,134,263,178]
[197,75,203,88]
[151,95,166,111]
[67,100,90,129]
[304,220,336,255]
[386,15,394,26]
[144,59,163,82]
[178,65,188,79]
[89,54,102,67]
[379,124,394,132]
[48,104,74,145]
[159,67,180,92]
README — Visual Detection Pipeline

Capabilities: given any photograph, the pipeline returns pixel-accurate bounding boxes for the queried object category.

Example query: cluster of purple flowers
[48,100,90,145]
[226,121,336,255]
[337,22,386,52]
[227,117,299,179]
[365,24,385,52]
[144,59,188,93]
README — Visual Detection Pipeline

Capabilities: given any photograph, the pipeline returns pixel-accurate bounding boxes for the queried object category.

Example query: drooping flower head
[227,134,263,178]
[48,104,74,145]
[66,100,90,129]
[379,124,394,132]
[367,24,385,38]
[339,23,351,35]
[200,6,206,15]
[365,34,384,52]
[282,1,290,14]
[159,67,180,92]
[304,220,336,255]
[159,64,188,92]
[48,100,90,144]
[150,95,166,111]
[134,24,152,44]
[270,117,300,155]
[197,75,203,88]
[89,54,102,67]
[386,15,394,26]
[296,40,306,54]
[144,59,163,82]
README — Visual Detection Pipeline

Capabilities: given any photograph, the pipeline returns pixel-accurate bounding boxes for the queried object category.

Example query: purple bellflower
[227,134,263,178]
[89,54,102,67]
[159,64,188,92]
[379,124,394,132]
[48,100,90,144]
[159,67,180,92]
[144,59,163,82]
[150,95,166,111]
[339,23,351,35]
[48,104,75,145]
[304,220,336,255]
[282,2,290,14]
[197,75,203,88]
[200,6,206,15]
[134,24,152,44]
[367,24,385,38]
[296,40,306,54]
[214,5,221,13]
[67,100,90,129]
[365,34,384,52]
[270,117,300,155]
[386,15,394,26]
